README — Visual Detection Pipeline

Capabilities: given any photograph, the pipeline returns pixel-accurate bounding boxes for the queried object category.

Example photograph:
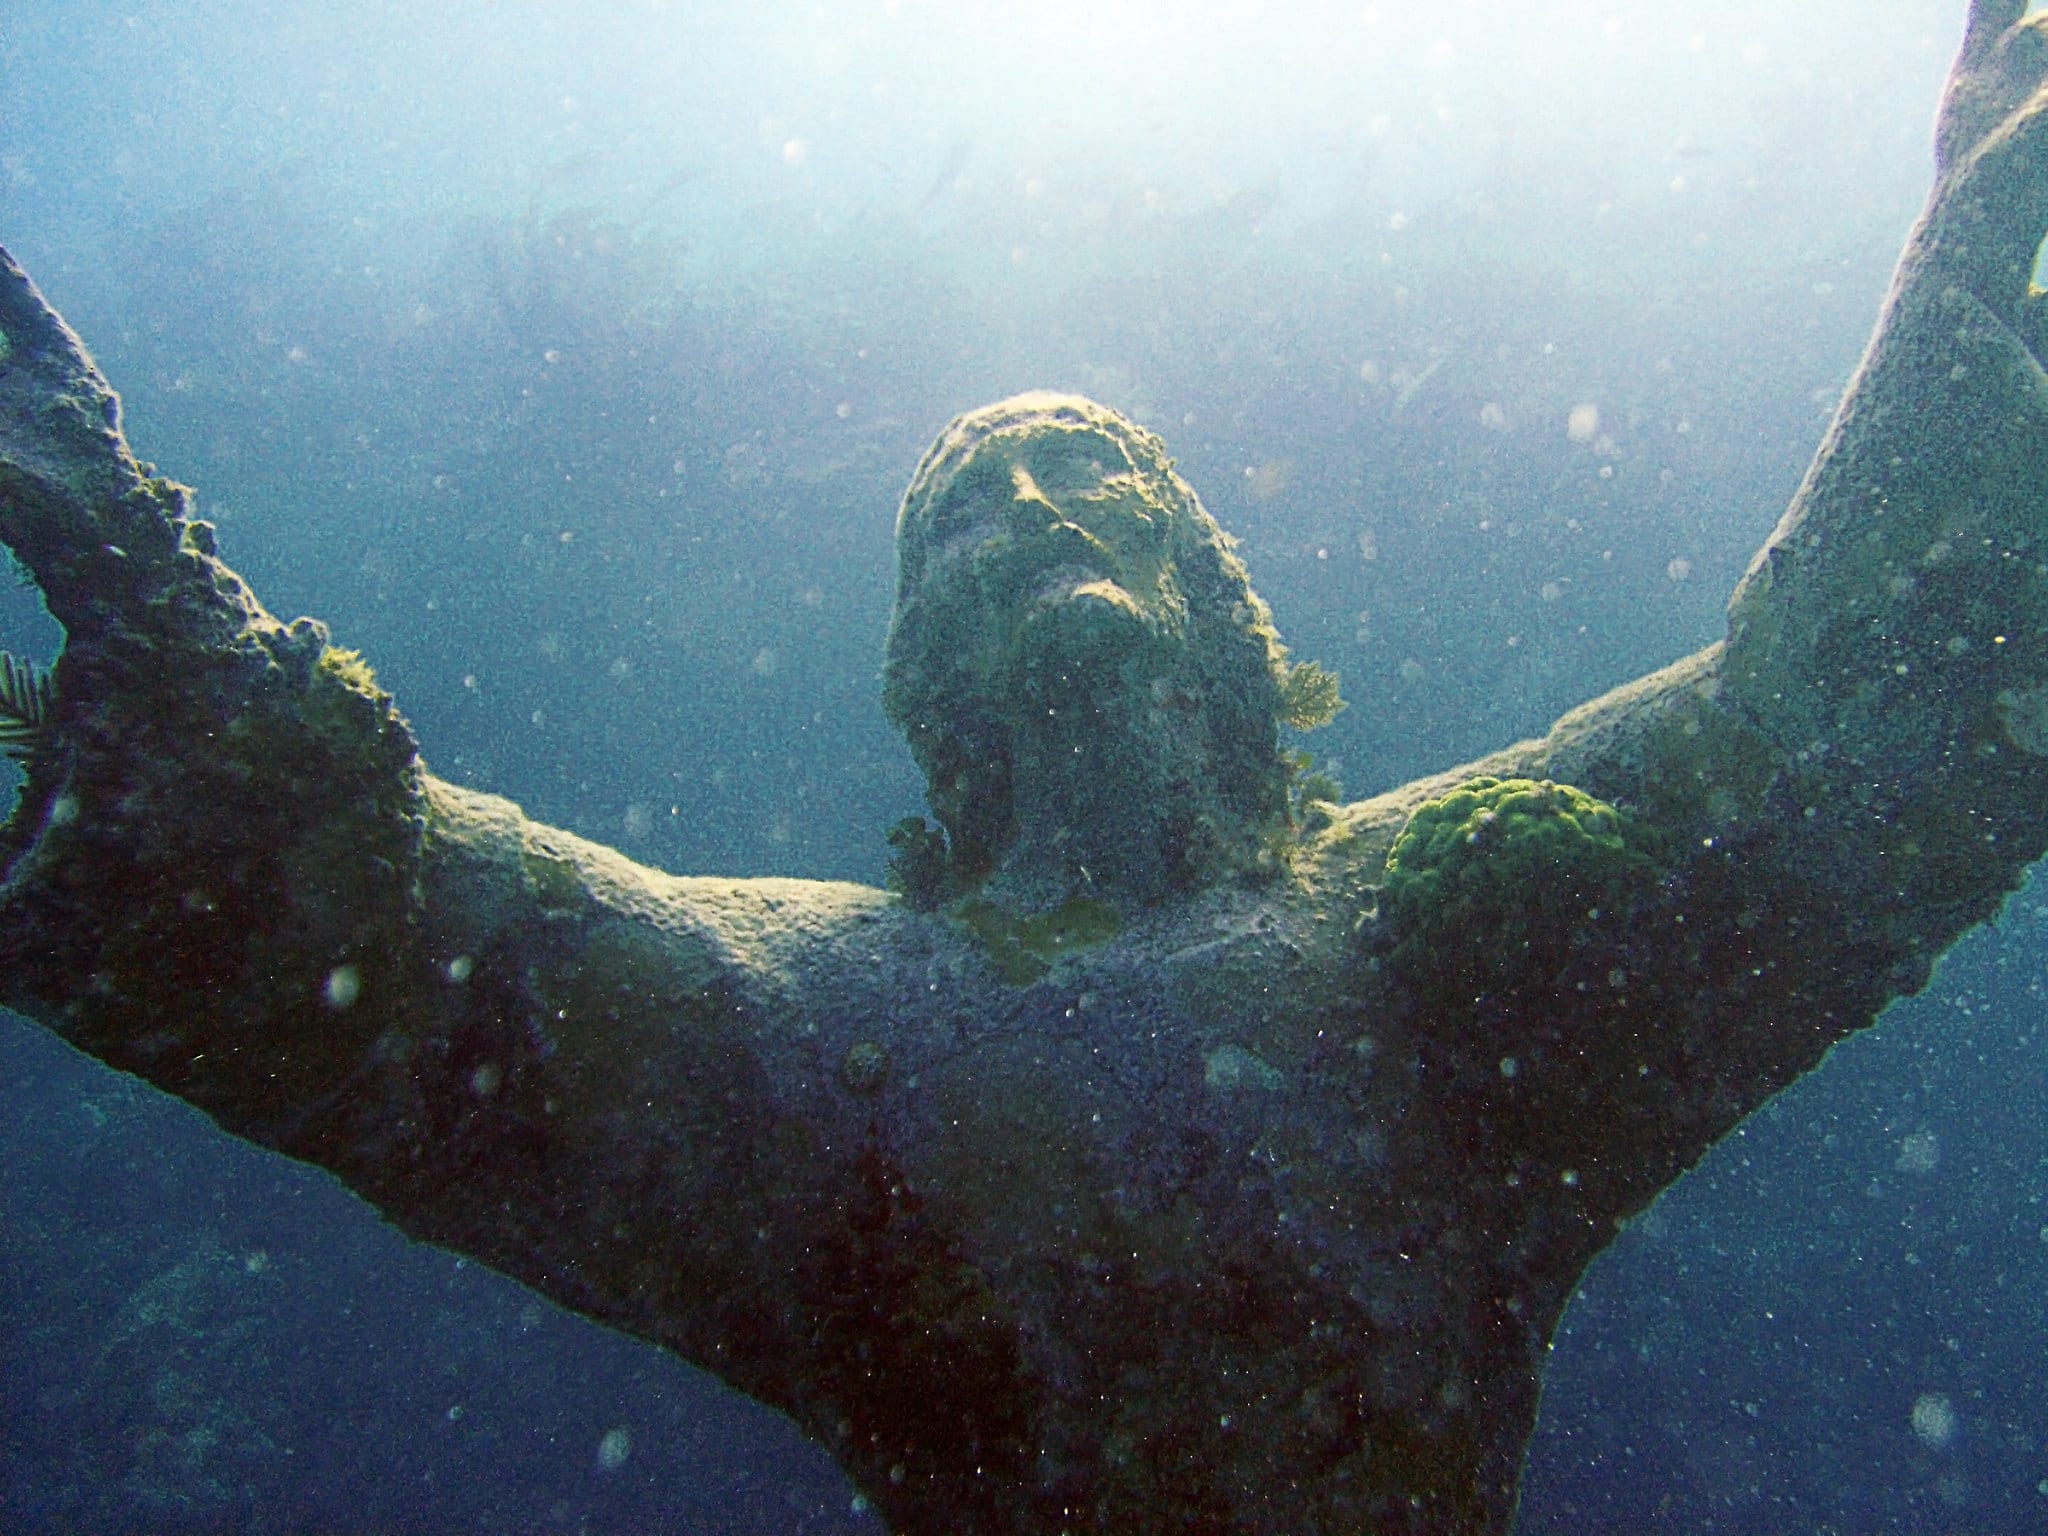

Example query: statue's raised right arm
[4,3,2048,1532]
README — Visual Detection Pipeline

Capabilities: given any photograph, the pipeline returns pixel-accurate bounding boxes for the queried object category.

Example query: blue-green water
[8,2,2048,1529]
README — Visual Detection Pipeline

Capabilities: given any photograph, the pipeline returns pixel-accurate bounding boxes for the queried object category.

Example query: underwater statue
[6,4,2048,1530]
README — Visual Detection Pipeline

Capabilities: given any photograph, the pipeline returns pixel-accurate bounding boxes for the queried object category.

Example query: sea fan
[0,651,54,761]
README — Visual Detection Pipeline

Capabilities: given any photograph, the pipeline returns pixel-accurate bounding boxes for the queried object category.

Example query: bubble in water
[1896,1129,1941,1174]
[1567,403,1600,443]
[597,1426,632,1471]
[323,965,360,1009]
[1911,1393,1957,1449]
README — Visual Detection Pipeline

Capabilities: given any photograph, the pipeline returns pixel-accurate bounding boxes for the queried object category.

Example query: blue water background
[6,1,2048,1528]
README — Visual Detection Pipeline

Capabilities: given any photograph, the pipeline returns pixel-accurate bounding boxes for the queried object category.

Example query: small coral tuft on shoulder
[1277,658,1345,731]
[316,645,381,696]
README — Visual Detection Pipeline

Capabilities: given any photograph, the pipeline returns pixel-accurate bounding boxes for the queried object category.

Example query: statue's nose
[1007,462,1063,522]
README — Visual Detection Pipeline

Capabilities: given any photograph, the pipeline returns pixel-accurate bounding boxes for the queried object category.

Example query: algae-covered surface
[952,895,1123,985]
[13,3,2048,1533]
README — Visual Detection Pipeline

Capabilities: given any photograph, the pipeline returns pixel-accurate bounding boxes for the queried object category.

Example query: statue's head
[884,393,1332,906]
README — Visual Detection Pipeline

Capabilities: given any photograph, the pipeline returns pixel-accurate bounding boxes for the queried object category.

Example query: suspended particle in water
[841,1040,891,1094]
[1910,1393,1957,1449]
[1896,1128,1941,1174]
[324,965,361,1009]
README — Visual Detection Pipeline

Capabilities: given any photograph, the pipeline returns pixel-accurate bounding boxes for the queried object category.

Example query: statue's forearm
[1542,235,2048,989]
[1369,284,2048,1217]
[0,243,845,1311]
[0,258,425,1129]
[1305,39,2048,1227]
[1679,4,2048,964]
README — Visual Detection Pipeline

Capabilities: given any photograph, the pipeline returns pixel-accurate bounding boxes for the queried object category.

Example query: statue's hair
[883,393,1292,884]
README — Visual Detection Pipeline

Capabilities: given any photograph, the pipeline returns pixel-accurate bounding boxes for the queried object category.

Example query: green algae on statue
[8,5,2048,1531]
[1380,776,1663,1001]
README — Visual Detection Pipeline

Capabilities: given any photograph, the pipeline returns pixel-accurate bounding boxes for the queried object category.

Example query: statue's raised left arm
[1284,11,2048,1464]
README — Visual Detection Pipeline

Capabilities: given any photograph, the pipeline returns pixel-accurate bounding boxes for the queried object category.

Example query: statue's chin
[1012,575,1162,696]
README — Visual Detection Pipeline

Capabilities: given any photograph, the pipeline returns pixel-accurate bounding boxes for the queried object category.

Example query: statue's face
[913,421,1184,688]
[885,394,1294,896]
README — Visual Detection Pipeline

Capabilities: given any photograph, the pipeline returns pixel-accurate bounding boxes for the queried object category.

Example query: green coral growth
[1380,776,1659,996]
[0,650,53,761]
[954,895,1122,986]
[1277,658,1345,731]
[316,645,380,695]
